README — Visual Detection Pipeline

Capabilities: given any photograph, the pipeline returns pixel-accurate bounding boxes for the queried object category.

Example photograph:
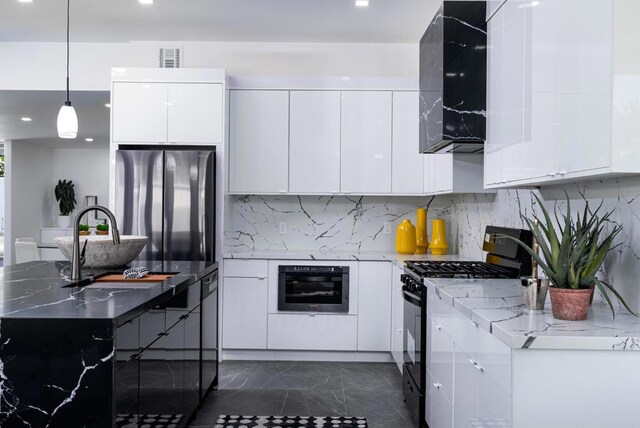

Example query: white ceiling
[0,91,110,145]
[0,0,432,44]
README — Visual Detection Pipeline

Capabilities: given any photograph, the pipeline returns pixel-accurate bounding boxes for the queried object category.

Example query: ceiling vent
[159,48,181,68]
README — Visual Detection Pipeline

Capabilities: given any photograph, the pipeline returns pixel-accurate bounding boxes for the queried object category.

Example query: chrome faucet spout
[71,205,120,281]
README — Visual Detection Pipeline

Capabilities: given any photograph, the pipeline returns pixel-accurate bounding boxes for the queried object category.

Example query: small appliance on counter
[400,225,533,428]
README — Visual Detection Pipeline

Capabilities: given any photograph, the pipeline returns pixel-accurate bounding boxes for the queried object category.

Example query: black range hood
[419,1,487,154]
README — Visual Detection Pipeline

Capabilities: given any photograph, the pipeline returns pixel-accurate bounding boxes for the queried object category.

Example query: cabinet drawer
[267,314,357,351]
[427,371,454,428]
[222,277,268,349]
[450,308,511,394]
[427,321,454,405]
[223,259,268,278]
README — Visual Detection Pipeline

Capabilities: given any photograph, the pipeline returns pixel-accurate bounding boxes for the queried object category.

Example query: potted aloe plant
[54,179,76,228]
[507,193,636,320]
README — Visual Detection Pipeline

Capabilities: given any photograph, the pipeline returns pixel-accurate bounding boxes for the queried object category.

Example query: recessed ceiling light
[18,0,34,3]
[105,103,111,108]
[85,138,94,142]
[21,117,32,122]
[355,0,369,7]
[139,0,154,4]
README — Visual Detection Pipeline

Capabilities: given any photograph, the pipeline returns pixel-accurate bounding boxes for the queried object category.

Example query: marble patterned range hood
[419,1,487,154]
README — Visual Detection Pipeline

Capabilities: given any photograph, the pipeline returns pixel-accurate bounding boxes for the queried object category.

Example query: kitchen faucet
[71,205,121,281]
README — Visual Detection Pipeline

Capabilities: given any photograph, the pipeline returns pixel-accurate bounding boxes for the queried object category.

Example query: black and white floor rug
[214,415,368,427]
[116,413,183,428]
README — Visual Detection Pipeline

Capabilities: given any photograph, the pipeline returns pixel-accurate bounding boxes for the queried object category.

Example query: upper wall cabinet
[228,90,290,194]
[226,78,492,196]
[392,92,424,194]
[289,91,341,194]
[112,82,224,145]
[486,0,638,189]
[340,91,393,194]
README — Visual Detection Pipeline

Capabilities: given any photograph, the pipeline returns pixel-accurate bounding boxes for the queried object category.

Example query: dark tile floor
[189,361,416,428]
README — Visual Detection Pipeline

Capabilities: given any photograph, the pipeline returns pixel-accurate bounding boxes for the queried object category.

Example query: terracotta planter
[549,287,594,321]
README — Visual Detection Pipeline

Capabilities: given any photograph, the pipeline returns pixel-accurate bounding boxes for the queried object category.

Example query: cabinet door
[424,154,436,193]
[357,262,392,352]
[112,82,168,143]
[392,91,423,194]
[434,154,454,193]
[229,90,289,193]
[115,319,140,423]
[427,372,454,428]
[340,91,392,193]
[391,265,404,373]
[201,287,218,398]
[486,1,525,185]
[289,91,341,193]
[267,313,358,351]
[557,0,612,175]
[222,277,268,349]
[168,83,223,144]
[454,346,480,428]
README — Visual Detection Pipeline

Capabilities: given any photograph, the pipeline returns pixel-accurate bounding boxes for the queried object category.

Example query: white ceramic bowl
[54,235,148,268]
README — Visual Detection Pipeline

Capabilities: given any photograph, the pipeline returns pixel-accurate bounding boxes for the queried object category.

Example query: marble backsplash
[225,175,640,312]
[224,195,456,254]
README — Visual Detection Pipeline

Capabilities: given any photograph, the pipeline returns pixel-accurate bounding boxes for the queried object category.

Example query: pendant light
[57,0,78,139]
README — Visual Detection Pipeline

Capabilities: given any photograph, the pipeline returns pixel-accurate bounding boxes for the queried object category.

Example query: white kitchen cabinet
[222,277,268,349]
[289,91,341,194]
[112,82,168,143]
[426,372,454,428]
[391,265,404,373]
[425,154,486,195]
[112,82,223,145]
[340,91,392,194]
[228,90,290,194]
[453,345,511,428]
[167,83,223,144]
[357,262,392,352]
[392,91,423,194]
[485,0,637,189]
[267,313,358,351]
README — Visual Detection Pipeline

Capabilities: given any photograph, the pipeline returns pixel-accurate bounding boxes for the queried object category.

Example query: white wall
[52,147,110,226]
[0,41,419,91]
[5,140,54,264]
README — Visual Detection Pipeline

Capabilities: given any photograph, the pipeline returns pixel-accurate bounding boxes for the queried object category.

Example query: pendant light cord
[65,0,70,104]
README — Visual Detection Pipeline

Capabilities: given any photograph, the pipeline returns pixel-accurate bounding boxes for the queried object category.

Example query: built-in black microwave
[278,266,349,313]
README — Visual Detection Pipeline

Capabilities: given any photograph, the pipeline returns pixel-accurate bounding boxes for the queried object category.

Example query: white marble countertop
[427,278,640,351]
[223,249,465,267]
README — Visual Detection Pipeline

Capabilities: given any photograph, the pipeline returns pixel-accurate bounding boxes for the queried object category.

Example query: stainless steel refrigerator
[115,148,215,262]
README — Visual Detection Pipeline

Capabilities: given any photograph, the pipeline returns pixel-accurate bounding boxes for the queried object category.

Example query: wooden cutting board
[95,274,174,283]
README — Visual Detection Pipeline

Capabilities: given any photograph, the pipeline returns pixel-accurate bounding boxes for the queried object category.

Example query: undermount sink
[82,281,160,290]
[54,235,148,268]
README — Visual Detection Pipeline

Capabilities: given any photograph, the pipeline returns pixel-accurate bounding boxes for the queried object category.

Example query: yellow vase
[429,219,449,255]
[396,219,417,255]
[415,208,429,254]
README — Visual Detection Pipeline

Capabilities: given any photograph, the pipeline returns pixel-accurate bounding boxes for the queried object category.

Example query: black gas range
[401,226,533,428]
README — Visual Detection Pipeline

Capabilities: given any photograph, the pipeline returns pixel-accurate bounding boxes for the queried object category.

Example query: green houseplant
[54,179,76,228]
[507,193,636,320]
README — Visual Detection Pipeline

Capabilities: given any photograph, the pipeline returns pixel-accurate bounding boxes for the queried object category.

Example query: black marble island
[0,260,219,428]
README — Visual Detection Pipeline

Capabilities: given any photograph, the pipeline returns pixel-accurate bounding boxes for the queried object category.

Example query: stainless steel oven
[278,266,349,313]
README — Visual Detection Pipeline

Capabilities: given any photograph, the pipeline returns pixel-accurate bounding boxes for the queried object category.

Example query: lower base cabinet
[426,372,454,428]
[267,313,358,351]
[115,273,217,428]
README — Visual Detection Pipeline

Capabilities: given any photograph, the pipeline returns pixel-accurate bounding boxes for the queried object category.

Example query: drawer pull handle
[474,362,484,372]
[468,358,475,365]
[258,277,267,281]
[433,383,443,390]
[436,325,442,331]
[470,320,479,328]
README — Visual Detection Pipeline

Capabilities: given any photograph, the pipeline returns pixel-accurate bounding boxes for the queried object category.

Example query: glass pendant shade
[57,101,78,139]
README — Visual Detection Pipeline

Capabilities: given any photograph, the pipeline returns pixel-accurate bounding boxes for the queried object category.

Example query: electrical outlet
[383,223,392,235]
[278,222,288,235]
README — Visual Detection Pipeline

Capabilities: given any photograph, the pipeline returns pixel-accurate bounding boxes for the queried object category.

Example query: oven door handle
[402,288,422,306]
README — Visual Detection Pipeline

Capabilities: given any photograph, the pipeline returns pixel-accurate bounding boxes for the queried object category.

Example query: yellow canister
[396,219,417,255]
[429,219,449,255]
[415,208,429,254]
